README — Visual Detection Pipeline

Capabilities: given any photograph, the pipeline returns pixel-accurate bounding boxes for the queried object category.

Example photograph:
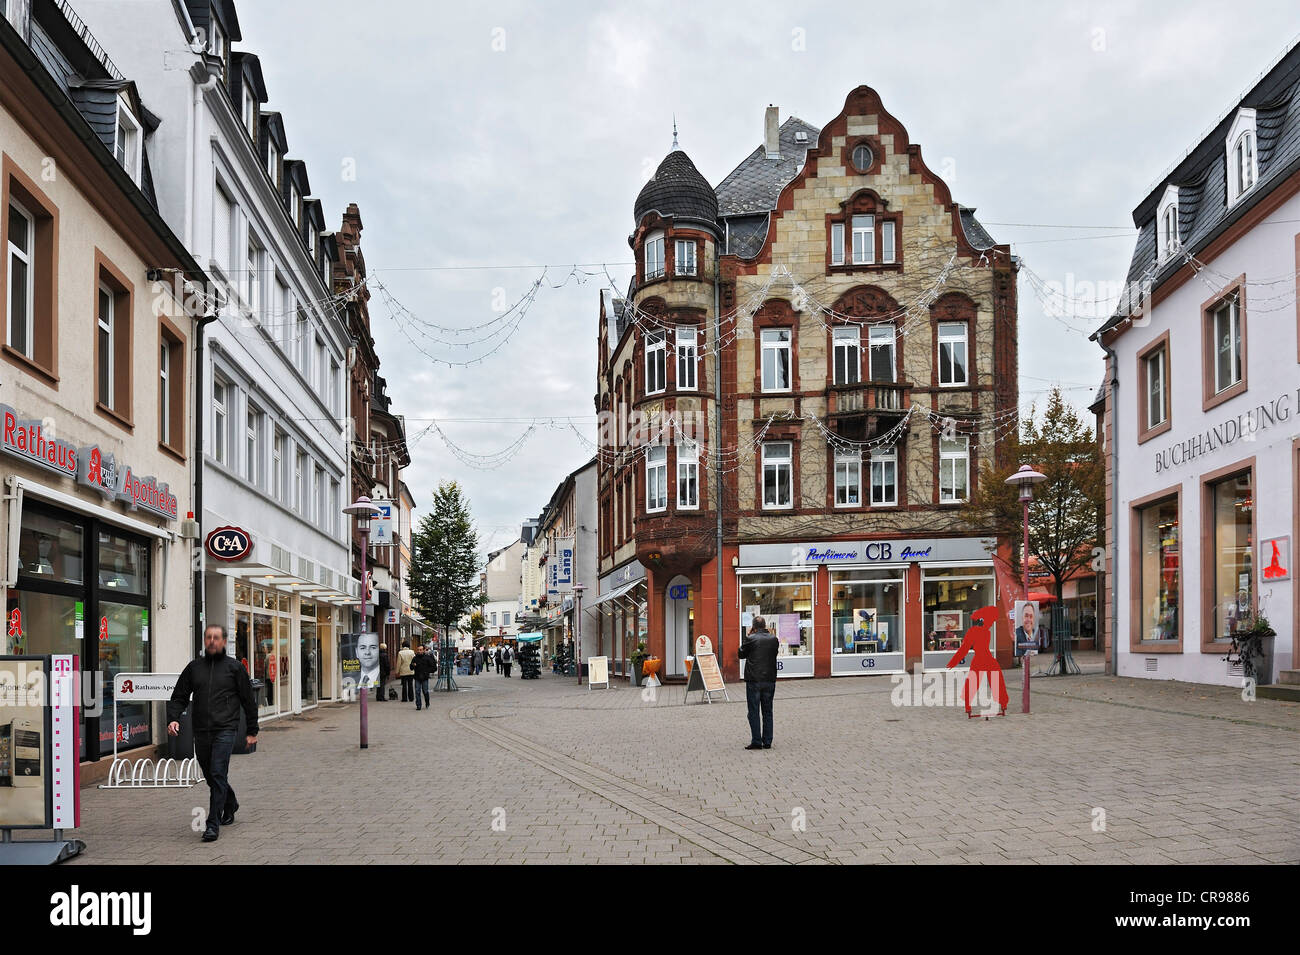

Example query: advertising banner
[339,632,381,695]
[0,656,51,829]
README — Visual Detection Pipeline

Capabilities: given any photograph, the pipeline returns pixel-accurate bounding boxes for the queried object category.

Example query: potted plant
[1223,610,1277,684]
[630,640,648,686]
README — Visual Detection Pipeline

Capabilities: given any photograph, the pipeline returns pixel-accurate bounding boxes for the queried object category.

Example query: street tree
[409,481,481,657]
[964,387,1105,609]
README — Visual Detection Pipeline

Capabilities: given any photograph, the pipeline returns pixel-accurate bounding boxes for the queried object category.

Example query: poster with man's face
[338,632,381,697]
[1014,601,1040,657]
[0,657,51,828]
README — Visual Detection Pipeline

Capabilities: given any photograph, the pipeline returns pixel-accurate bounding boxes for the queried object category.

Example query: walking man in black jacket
[738,616,779,750]
[167,624,259,842]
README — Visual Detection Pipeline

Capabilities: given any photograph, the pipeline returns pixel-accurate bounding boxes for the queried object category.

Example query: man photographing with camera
[167,624,259,843]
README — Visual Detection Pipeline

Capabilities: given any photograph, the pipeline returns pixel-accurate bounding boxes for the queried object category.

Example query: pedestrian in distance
[397,640,415,701]
[411,644,435,710]
[376,643,392,701]
[502,644,513,678]
[167,624,259,842]
[738,616,779,750]
[494,646,503,674]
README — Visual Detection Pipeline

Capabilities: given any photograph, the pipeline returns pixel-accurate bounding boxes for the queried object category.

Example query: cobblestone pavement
[65,668,1300,864]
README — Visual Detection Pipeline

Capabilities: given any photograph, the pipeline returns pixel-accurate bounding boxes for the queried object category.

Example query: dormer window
[1233,131,1256,196]
[207,17,227,81]
[241,82,257,142]
[114,98,142,184]
[644,231,665,281]
[290,184,303,232]
[1225,108,1258,207]
[266,141,281,189]
[1156,184,1179,262]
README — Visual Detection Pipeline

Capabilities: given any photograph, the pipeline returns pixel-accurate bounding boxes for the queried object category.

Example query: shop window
[1135,494,1180,643]
[939,436,969,503]
[16,508,84,584]
[94,254,133,427]
[762,441,793,509]
[834,451,861,507]
[832,326,860,385]
[159,320,185,457]
[1203,289,1245,409]
[760,328,791,392]
[1206,470,1252,645]
[831,571,903,655]
[677,440,699,509]
[922,566,996,662]
[646,445,667,512]
[870,449,898,506]
[3,165,58,381]
[645,329,666,394]
[738,573,814,663]
[937,322,968,386]
[675,326,697,390]
[868,324,895,381]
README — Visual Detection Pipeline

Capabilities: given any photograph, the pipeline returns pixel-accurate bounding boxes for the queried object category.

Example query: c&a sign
[205,526,254,562]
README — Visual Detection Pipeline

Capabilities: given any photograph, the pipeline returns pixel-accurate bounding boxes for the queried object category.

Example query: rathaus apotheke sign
[1,406,179,521]
[1152,390,1296,475]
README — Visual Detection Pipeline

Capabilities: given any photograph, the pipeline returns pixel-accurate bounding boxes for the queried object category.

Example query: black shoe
[763,744,771,749]
[744,743,764,750]
[202,825,220,842]
[220,801,238,826]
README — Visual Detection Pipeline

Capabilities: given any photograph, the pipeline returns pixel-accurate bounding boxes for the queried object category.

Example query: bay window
[645,329,666,394]
[646,445,667,512]
[677,440,699,509]
[674,238,696,276]
[644,231,665,280]
[675,326,697,390]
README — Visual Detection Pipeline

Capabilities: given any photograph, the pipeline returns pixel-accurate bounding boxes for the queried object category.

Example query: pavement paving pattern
[65,668,1300,864]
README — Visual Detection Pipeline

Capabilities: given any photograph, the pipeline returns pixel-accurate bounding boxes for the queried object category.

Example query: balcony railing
[829,381,908,416]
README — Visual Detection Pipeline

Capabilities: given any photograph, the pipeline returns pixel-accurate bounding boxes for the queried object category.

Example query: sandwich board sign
[685,635,728,703]
[587,655,609,690]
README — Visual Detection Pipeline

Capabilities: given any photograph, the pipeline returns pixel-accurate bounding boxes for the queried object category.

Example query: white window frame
[761,441,793,510]
[937,322,969,387]
[6,198,35,358]
[834,451,861,507]
[330,358,342,416]
[241,82,257,141]
[830,221,845,266]
[1212,297,1242,394]
[674,238,696,276]
[645,329,666,394]
[851,214,875,265]
[266,140,281,188]
[273,428,287,501]
[881,220,896,264]
[677,440,699,509]
[1234,131,1256,197]
[868,324,895,382]
[159,342,170,446]
[939,436,969,504]
[870,449,898,506]
[644,231,665,280]
[1146,348,1167,429]
[313,465,325,525]
[761,328,792,392]
[290,183,302,232]
[1225,110,1259,207]
[675,326,697,390]
[245,235,262,316]
[330,478,341,537]
[295,449,307,514]
[114,98,142,184]
[212,376,229,465]
[832,326,860,385]
[645,445,668,512]
[296,309,310,377]
[213,182,234,271]
[97,282,114,408]
[245,403,263,486]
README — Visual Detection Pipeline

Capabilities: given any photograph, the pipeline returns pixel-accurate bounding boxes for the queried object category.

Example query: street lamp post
[343,496,382,749]
[1004,464,1046,714]
[573,582,584,686]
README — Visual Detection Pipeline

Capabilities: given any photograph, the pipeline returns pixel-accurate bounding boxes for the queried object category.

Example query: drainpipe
[713,236,724,669]
[1101,340,1119,677]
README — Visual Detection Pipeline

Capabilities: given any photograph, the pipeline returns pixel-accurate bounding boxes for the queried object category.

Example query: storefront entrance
[5,501,152,760]
[664,575,692,677]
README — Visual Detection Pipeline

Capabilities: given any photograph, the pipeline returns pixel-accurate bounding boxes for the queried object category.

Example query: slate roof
[634,149,719,230]
[715,116,821,217]
[958,208,998,250]
[1095,40,1300,338]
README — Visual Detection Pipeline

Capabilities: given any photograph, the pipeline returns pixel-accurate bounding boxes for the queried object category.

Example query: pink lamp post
[1004,464,1046,714]
[343,496,382,749]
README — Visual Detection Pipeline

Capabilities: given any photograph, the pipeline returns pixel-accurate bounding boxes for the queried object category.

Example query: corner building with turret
[593,89,1020,683]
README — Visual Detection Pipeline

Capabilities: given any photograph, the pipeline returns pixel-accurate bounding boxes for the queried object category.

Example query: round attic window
[852,143,874,173]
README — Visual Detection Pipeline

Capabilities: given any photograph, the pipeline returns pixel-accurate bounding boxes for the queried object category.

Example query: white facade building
[1096,44,1300,688]
[78,0,356,718]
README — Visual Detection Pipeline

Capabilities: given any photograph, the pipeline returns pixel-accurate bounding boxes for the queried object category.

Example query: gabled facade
[77,0,355,719]
[596,89,1019,681]
[1094,40,1300,689]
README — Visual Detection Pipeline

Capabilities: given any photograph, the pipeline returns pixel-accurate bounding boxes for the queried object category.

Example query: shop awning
[211,561,358,606]
[591,580,636,609]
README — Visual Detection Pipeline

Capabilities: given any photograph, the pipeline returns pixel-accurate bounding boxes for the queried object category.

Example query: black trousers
[400,675,414,701]
[194,729,237,829]
[745,681,775,746]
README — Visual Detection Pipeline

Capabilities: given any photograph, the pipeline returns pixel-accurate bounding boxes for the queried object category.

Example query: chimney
[764,105,780,160]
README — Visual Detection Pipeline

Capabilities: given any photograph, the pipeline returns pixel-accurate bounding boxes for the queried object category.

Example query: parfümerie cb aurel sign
[1152,389,1296,474]
[1,405,178,522]
[739,536,996,567]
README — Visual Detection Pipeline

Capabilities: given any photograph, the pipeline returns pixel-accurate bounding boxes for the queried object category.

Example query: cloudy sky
[232,0,1300,556]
